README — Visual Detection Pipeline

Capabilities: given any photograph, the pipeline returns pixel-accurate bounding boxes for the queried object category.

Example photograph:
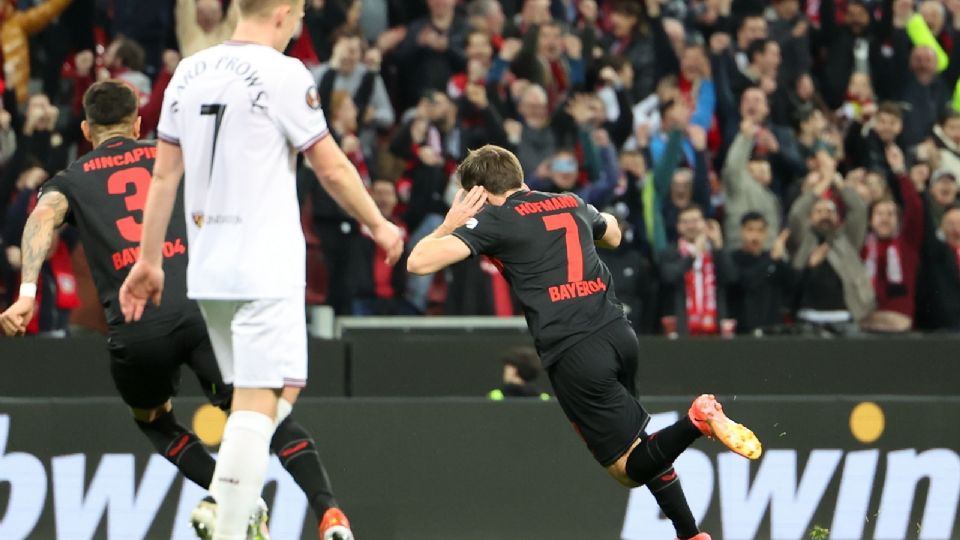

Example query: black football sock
[647,467,699,539]
[135,409,215,489]
[271,416,338,519]
[624,418,702,485]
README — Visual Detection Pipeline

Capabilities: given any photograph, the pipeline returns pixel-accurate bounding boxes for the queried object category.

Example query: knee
[606,452,641,488]
[131,401,172,423]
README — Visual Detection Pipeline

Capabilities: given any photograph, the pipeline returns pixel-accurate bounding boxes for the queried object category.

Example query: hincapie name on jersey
[83,147,158,172]
[112,238,186,271]
[547,277,607,302]
[513,195,579,216]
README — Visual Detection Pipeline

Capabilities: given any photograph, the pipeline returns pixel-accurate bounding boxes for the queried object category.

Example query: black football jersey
[41,137,191,330]
[452,190,626,366]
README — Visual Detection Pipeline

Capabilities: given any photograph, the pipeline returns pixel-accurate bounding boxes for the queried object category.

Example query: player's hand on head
[442,186,487,232]
[372,220,404,265]
[119,261,165,322]
[0,297,34,336]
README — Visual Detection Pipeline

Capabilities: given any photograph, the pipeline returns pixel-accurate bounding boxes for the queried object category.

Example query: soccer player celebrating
[407,145,762,540]
[0,79,359,539]
[119,0,403,538]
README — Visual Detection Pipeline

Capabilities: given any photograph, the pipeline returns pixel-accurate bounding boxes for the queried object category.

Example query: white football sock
[274,398,293,428]
[210,410,275,540]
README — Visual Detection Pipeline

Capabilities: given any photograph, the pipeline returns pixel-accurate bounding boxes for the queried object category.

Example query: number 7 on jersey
[200,103,226,175]
[542,214,583,283]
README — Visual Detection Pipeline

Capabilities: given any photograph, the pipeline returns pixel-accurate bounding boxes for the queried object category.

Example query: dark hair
[612,0,642,18]
[331,27,363,46]
[83,80,138,128]
[940,108,960,125]
[740,211,768,227]
[658,97,677,120]
[746,38,772,64]
[737,13,765,32]
[500,347,542,382]
[877,101,903,120]
[457,144,524,195]
[678,204,704,219]
[114,38,145,71]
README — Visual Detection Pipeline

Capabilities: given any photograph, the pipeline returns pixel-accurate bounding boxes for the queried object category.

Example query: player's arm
[139,141,184,267]
[407,187,486,275]
[119,140,183,321]
[0,191,69,336]
[303,136,403,264]
[594,212,621,250]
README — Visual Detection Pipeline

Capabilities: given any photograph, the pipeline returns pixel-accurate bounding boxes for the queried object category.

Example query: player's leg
[547,321,703,539]
[109,334,217,489]
[273,387,352,539]
[198,298,279,540]
[608,325,703,539]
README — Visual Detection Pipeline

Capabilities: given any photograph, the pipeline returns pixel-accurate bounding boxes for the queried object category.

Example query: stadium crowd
[2,0,960,337]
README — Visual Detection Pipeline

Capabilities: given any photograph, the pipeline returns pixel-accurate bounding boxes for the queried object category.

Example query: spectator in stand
[723,117,781,249]
[504,83,557,176]
[767,0,811,84]
[630,75,679,149]
[316,30,395,171]
[394,0,468,112]
[933,109,960,177]
[102,37,152,100]
[925,169,959,228]
[898,46,947,148]
[730,212,795,335]
[859,145,924,332]
[467,0,507,48]
[658,205,738,336]
[3,165,78,336]
[845,101,905,174]
[649,102,713,250]
[304,0,363,63]
[506,20,584,110]
[599,210,658,334]
[730,38,781,102]
[602,0,672,102]
[528,129,619,207]
[316,31,394,130]
[814,0,904,109]
[391,91,459,313]
[837,72,877,127]
[107,0,175,78]
[487,347,549,400]
[727,86,804,197]
[788,152,875,333]
[175,0,238,57]
[2,0,75,104]
[919,206,960,330]
[350,179,411,315]
[447,29,495,99]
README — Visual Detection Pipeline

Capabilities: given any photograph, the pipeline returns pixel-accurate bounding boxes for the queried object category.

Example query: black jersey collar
[99,136,134,149]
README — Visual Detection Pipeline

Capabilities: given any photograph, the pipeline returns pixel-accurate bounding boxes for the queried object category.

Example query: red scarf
[679,240,718,335]
[863,234,903,287]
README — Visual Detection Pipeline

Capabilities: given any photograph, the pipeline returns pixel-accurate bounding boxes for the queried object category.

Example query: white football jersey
[158,41,328,299]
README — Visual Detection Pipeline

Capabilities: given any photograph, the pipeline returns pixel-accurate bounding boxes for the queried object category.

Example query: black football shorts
[547,318,649,467]
[107,309,232,410]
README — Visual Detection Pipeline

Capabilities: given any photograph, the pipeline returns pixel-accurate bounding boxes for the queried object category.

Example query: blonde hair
[237,0,296,17]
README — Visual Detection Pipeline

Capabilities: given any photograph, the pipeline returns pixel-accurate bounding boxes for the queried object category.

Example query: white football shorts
[198,293,307,389]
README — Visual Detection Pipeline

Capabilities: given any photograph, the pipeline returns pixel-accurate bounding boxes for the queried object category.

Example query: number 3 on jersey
[107,166,151,242]
[542,214,583,282]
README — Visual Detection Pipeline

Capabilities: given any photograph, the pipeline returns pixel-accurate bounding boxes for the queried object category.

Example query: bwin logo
[0,415,310,540]
[621,413,960,540]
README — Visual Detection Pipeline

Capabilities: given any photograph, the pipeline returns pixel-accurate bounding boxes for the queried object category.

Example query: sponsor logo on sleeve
[305,86,321,110]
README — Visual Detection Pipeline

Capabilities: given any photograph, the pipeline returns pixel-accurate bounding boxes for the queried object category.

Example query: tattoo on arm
[19,191,69,285]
